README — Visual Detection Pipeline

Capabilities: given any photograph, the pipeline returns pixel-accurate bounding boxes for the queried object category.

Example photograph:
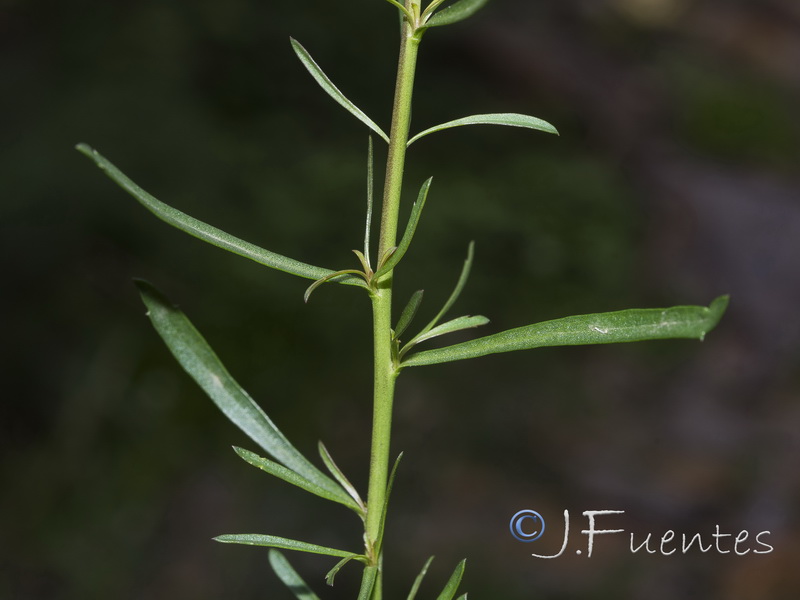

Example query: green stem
[377,7,422,260]
[364,2,422,597]
[366,289,398,555]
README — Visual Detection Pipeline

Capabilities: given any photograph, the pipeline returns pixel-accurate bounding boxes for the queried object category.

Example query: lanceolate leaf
[214,534,357,559]
[424,0,489,28]
[233,447,362,513]
[136,280,352,505]
[290,39,390,143]
[269,550,321,600]
[402,296,729,368]
[435,559,467,600]
[76,145,365,288]
[375,178,432,278]
[407,113,558,146]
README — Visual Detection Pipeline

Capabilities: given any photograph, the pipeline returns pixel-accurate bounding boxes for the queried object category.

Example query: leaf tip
[710,294,730,314]
[132,277,154,300]
[702,294,729,339]
[132,278,165,307]
[289,37,307,62]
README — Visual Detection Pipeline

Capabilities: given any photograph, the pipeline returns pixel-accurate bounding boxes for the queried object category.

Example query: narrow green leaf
[76,144,365,288]
[417,241,475,338]
[421,0,449,20]
[318,441,366,512]
[435,559,467,600]
[376,452,403,552]
[395,290,425,339]
[364,136,375,270]
[377,246,398,271]
[403,296,729,368]
[357,567,379,600]
[233,446,362,513]
[304,269,366,303]
[290,39,390,143]
[135,280,351,505]
[411,315,489,345]
[353,249,371,275]
[374,177,433,278]
[424,0,489,28]
[325,555,362,587]
[408,113,558,146]
[215,533,356,559]
[382,0,415,23]
[407,556,435,600]
[269,550,321,600]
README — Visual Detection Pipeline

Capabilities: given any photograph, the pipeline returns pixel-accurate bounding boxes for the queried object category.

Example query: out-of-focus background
[2,0,799,598]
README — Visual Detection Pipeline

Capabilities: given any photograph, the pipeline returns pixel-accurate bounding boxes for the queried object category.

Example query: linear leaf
[403,296,729,368]
[318,441,365,512]
[435,559,466,600]
[408,113,558,146]
[233,447,362,513]
[305,269,366,303]
[375,178,432,278]
[136,280,351,504]
[215,534,357,559]
[357,567,379,600]
[395,290,424,339]
[353,249,371,275]
[290,39,390,143]
[364,136,375,270]
[325,555,362,587]
[421,0,449,20]
[76,144,365,288]
[407,556,435,600]
[376,452,403,552]
[383,0,414,23]
[269,550,321,600]
[424,0,489,28]
[416,241,475,339]
[412,315,489,345]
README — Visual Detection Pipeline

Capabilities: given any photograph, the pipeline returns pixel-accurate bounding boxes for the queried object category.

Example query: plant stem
[366,289,398,555]
[364,2,422,595]
[377,5,422,260]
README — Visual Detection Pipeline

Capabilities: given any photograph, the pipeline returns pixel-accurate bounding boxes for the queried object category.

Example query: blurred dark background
[2,0,799,598]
